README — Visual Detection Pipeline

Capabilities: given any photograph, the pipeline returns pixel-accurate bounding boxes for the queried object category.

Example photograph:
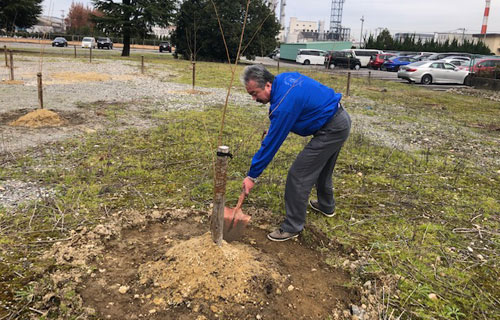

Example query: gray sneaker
[309,200,335,217]
[267,228,299,242]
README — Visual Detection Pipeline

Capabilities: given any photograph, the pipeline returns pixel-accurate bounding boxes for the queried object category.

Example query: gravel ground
[0,56,255,154]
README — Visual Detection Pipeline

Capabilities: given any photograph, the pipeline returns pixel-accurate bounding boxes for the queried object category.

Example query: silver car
[397,61,470,85]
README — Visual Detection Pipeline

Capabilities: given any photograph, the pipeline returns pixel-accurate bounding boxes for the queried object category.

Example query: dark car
[367,53,395,69]
[324,51,361,70]
[52,37,68,47]
[159,42,172,53]
[97,37,113,49]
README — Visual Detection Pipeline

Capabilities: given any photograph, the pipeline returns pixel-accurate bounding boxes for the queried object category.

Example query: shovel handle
[234,191,245,211]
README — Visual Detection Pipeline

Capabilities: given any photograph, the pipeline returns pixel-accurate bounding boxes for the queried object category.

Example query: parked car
[447,59,473,68]
[397,61,470,85]
[296,49,326,65]
[427,52,473,61]
[81,37,96,49]
[52,37,68,47]
[441,56,470,67]
[412,52,435,61]
[381,56,418,71]
[343,49,384,67]
[159,42,172,53]
[367,53,395,69]
[97,37,113,49]
[324,50,362,70]
[458,58,500,75]
[268,48,279,59]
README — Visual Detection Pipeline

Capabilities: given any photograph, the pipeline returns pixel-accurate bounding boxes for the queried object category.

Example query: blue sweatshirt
[247,72,342,178]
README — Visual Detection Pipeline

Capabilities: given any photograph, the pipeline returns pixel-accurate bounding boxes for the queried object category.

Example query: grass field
[0,49,499,319]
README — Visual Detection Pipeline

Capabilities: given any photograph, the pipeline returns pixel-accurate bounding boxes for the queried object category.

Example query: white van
[81,37,96,49]
[296,49,326,65]
[343,49,383,67]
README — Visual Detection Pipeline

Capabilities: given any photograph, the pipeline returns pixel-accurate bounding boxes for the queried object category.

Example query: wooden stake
[277,58,280,74]
[192,61,196,89]
[37,73,44,109]
[141,55,144,74]
[74,45,77,58]
[368,71,371,85]
[9,50,14,81]
[4,45,7,67]
[211,146,230,246]
[346,72,351,97]
[89,46,92,63]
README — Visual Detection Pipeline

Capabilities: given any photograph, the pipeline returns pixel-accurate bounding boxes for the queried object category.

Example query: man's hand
[242,176,255,195]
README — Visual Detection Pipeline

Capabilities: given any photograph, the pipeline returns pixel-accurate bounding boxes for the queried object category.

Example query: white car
[81,37,96,49]
[397,61,470,85]
[296,49,326,65]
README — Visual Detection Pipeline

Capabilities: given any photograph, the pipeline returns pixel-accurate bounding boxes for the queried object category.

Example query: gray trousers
[281,107,351,233]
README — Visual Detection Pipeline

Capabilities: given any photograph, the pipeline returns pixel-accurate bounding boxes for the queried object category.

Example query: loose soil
[9,109,65,128]
[42,209,358,320]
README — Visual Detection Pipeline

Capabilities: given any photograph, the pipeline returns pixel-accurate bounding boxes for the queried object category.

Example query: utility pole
[61,10,65,32]
[359,16,364,48]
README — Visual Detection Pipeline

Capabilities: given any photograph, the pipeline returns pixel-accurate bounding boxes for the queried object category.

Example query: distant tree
[172,0,280,62]
[92,0,176,57]
[365,28,492,55]
[65,2,98,35]
[0,0,42,32]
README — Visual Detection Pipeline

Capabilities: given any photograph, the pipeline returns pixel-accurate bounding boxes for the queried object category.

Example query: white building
[435,32,475,45]
[287,17,325,43]
[151,25,176,39]
[26,16,65,33]
[394,32,475,45]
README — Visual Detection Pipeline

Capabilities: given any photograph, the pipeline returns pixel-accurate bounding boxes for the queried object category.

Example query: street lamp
[360,16,364,48]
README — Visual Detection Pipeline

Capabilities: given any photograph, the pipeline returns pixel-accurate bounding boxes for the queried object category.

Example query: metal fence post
[9,50,14,81]
[4,45,7,67]
[346,72,351,97]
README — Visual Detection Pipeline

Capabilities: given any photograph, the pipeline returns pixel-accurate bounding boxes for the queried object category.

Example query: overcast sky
[43,0,500,41]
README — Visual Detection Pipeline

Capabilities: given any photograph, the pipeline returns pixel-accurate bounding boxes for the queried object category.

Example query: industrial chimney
[481,0,491,34]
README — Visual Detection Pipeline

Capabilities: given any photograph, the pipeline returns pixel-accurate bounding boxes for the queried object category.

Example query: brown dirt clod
[9,109,65,128]
[138,232,284,307]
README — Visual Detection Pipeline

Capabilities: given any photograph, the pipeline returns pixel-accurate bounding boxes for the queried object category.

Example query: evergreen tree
[92,0,176,57]
[376,29,394,51]
[0,0,42,32]
[172,0,280,62]
[365,28,492,55]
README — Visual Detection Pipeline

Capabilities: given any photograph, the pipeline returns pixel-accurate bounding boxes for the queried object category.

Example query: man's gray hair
[241,64,275,89]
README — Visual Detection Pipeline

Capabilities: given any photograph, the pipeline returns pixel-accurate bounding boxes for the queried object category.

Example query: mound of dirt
[51,72,111,83]
[139,232,284,307]
[9,109,64,128]
[9,109,65,128]
[0,80,24,85]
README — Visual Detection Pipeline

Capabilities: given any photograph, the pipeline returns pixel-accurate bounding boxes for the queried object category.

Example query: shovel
[223,191,251,242]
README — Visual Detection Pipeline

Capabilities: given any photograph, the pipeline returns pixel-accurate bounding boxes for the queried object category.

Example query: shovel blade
[223,206,251,242]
